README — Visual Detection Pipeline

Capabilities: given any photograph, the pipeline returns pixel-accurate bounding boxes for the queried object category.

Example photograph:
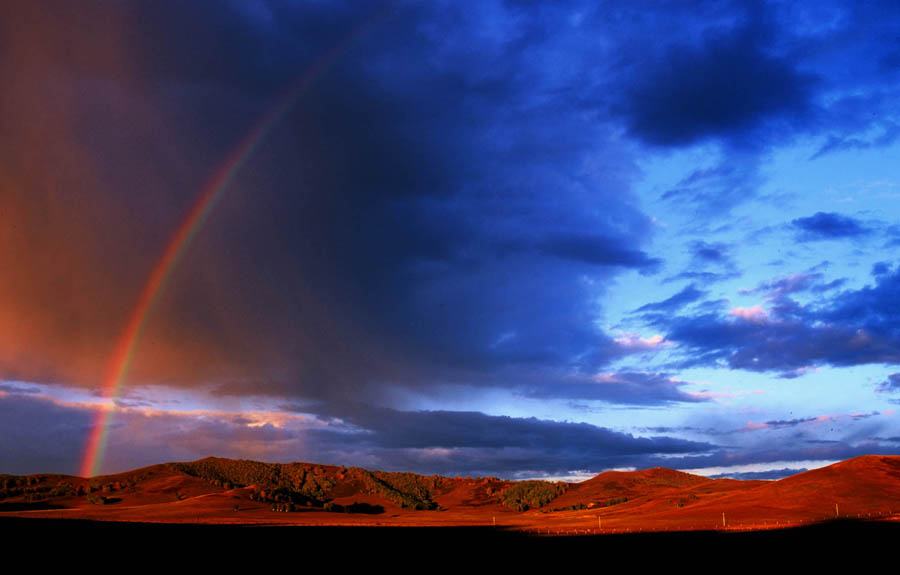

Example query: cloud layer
[2,1,900,476]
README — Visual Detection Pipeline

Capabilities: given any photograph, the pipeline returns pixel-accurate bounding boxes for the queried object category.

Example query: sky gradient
[2,0,900,479]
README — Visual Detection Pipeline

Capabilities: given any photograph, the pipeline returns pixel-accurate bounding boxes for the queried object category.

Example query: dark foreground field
[5,516,899,562]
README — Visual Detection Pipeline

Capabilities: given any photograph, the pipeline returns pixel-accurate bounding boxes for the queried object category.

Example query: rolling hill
[2,455,899,532]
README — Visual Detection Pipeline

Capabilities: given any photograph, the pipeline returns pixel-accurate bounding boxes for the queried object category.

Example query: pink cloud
[613,333,669,351]
[729,305,767,323]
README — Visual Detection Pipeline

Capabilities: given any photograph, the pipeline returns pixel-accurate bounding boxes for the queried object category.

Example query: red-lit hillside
[2,455,898,532]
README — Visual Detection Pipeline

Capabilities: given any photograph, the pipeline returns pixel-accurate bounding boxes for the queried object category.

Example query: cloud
[620,1,900,211]
[4,1,900,479]
[808,86,900,160]
[518,371,706,406]
[0,382,41,395]
[0,1,662,400]
[296,402,715,476]
[709,468,806,480]
[729,305,768,324]
[876,373,900,394]
[660,154,765,213]
[536,233,662,272]
[791,212,871,241]
[4,1,897,403]
[0,388,717,477]
[666,240,742,284]
[751,416,818,430]
[872,261,892,276]
[0,388,323,475]
[633,284,706,314]
[654,440,897,473]
[664,271,742,284]
[741,271,844,297]
[0,393,94,474]
[690,241,732,265]
[660,265,900,374]
[612,334,668,351]
[737,411,881,436]
[3,381,894,479]
[811,125,900,160]
[621,9,817,147]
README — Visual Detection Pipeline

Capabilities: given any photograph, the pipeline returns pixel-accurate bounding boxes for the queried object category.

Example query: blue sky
[1,0,899,478]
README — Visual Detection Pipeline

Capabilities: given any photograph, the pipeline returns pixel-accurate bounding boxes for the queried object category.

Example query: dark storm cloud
[5,0,900,400]
[621,8,817,147]
[661,264,900,374]
[0,390,714,477]
[0,390,308,475]
[792,212,871,241]
[291,402,715,476]
[306,403,709,453]
[619,1,900,210]
[0,394,93,474]
[535,234,662,272]
[0,1,662,399]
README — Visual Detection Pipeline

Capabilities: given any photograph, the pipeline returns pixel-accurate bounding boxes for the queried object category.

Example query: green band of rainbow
[79,16,380,477]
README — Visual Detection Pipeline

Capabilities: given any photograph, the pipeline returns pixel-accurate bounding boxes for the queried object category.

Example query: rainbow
[79,16,383,477]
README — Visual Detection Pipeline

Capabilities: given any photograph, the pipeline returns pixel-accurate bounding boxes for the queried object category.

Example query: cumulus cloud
[657,265,900,374]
